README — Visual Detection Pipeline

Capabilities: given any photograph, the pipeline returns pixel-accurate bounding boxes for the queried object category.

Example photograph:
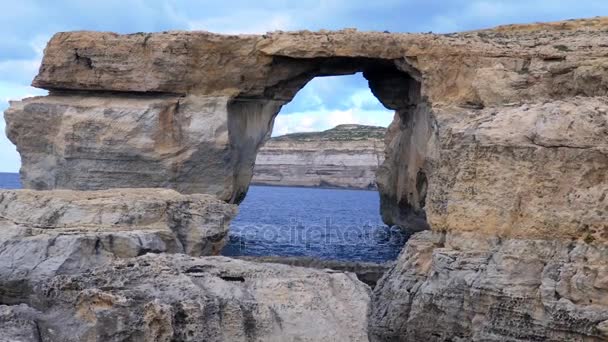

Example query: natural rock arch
[227,56,431,230]
[6,26,607,236]
[7,35,437,230]
[4,20,608,341]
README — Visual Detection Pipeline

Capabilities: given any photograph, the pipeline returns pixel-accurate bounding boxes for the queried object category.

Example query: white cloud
[0,83,47,102]
[0,34,47,85]
[188,12,292,34]
[428,15,463,33]
[425,0,608,33]
[274,72,393,136]
[0,58,40,83]
[4,92,40,103]
[30,34,50,56]
[348,89,383,109]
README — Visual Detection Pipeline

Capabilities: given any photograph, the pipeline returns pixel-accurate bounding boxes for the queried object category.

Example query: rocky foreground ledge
[0,189,237,271]
[0,189,371,342]
[234,255,391,287]
[1,254,370,342]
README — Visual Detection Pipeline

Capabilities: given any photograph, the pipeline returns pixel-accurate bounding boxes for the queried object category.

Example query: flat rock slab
[2,254,371,342]
[234,255,390,288]
[0,189,237,281]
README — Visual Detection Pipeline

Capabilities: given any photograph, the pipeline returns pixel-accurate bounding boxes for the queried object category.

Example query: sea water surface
[222,185,407,262]
[0,173,407,262]
[0,173,21,189]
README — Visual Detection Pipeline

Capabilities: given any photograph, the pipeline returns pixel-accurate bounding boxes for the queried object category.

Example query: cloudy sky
[1,0,607,172]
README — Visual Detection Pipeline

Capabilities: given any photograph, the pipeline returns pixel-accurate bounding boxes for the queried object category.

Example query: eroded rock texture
[370,232,608,341]
[0,304,42,342]
[234,255,390,287]
[3,16,608,341]
[4,95,259,202]
[0,189,236,282]
[0,189,372,341]
[0,255,371,342]
[252,124,385,189]
[7,18,606,228]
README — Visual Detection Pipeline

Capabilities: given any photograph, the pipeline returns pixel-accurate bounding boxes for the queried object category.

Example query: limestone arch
[227,56,433,231]
[6,32,439,232]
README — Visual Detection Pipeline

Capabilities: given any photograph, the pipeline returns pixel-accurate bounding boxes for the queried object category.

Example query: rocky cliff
[252,124,385,189]
[2,16,608,341]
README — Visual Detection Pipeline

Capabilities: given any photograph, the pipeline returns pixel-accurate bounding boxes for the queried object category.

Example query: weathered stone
[2,254,371,342]
[4,95,279,203]
[7,18,607,230]
[0,189,237,283]
[29,19,608,104]
[427,97,607,241]
[0,304,43,342]
[252,124,386,189]
[0,189,370,341]
[2,17,608,341]
[234,255,391,287]
[370,231,608,341]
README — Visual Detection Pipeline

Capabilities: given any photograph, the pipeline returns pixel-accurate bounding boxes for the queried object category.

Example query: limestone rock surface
[252,124,385,189]
[370,231,608,341]
[4,94,279,203]
[0,189,371,341]
[1,254,371,342]
[0,189,236,282]
[7,17,607,229]
[0,304,43,342]
[234,255,391,287]
[3,17,608,341]
[423,96,608,240]
[29,18,608,103]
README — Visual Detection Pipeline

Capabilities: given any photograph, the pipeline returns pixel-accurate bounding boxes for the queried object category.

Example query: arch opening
[223,56,432,263]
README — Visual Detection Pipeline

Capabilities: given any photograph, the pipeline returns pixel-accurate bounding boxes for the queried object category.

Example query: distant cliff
[252,124,386,189]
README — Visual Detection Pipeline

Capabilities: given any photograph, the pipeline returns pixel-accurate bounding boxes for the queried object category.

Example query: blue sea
[0,172,21,189]
[221,186,407,262]
[0,173,406,262]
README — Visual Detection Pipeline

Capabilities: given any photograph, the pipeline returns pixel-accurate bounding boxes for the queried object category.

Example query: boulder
[4,95,278,203]
[0,189,237,282]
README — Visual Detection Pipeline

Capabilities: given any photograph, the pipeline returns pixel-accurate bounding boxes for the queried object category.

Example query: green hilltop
[271,124,386,142]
